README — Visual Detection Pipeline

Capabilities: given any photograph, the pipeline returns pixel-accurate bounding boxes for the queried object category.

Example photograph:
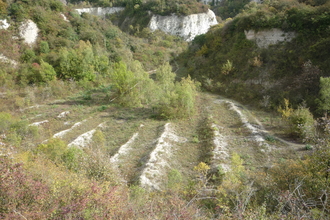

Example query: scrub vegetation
[1,0,330,219]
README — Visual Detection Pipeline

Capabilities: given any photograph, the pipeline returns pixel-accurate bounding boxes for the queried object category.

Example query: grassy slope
[179,1,330,115]
[6,84,304,179]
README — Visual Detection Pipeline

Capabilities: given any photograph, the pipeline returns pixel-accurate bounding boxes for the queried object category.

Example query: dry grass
[2,87,307,192]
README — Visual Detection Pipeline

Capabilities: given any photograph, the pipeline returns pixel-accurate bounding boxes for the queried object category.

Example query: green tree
[175,75,199,117]
[111,60,153,107]
[318,77,330,116]
[57,41,96,81]
[289,106,315,141]
[156,73,199,119]
[155,62,175,93]
[111,61,136,97]
[39,60,57,82]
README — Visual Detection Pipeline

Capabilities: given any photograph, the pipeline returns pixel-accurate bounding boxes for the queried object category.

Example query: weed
[82,91,92,100]
[265,135,276,143]
[305,144,313,150]
[192,134,199,143]
[97,105,108,111]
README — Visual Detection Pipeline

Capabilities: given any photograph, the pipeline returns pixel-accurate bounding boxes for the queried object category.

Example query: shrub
[39,41,50,54]
[221,60,234,75]
[166,169,183,190]
[38,60,57,82]
[49,0,63,12]
[0,112,37,145]
[21,49,36,63]
[61,146,85,172]
[174,75,199,117]
[278,98,294,119]
[0,0,7,16]
[57,41,96,81]
[0,112,13,133]
[8,2,27,21]
[31,6,47,23]
[36,138,67,164]
[18,61,56,85]
[0,157,53,219]
[0,69,15,89]
[83,150,117,182]
[318,77,330,115]
[110,61,154,107]
[92,130,105,148]
[216,153,253,217]
[155,65,200,119]
[289,106,315,141]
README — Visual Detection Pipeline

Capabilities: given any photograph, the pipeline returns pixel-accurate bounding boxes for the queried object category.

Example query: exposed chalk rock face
[245,28,296,48]
[0,53,18,67]
[19,19,39,46]
[148,9,218,41]
[211,123,230,172]
[0,19,10,29]
[75,7,125,17]
[140,123,187,190]
[29,120,49,127]
[60,13,69,22]
[0,54,18,67]
[68,122,106,148]
[201,0,223,5]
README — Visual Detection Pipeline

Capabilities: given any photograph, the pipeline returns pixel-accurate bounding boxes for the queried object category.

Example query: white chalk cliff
[245,28,296,48]
[75,7,125,17]
[148,9,218,41]
[201,0,223,5]
[19,19,39,46]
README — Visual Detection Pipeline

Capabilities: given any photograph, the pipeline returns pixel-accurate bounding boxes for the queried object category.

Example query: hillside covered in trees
[1,0,330,219]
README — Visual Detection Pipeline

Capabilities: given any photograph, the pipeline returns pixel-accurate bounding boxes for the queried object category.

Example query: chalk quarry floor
[13,92,304,190]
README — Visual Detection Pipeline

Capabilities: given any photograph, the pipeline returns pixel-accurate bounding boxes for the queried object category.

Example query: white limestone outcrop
[245,28,296,48]
[201,0,223,5]
[19,19,39,46]
[60,13,69,22]
[148,9,218,41]
[251,0,263,3]
[0,19,10,29]
[202,0,260,5]
[75,7,125,17]
[0,54,18,67]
